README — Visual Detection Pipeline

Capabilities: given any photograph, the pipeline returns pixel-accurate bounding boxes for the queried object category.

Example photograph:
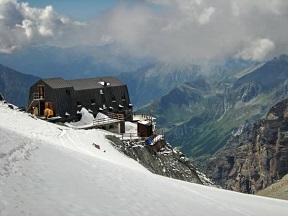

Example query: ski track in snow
[1,102,288,216]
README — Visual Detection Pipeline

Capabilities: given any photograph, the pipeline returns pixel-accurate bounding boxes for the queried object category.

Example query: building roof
[42,78,73,89]
[42,77,125,90]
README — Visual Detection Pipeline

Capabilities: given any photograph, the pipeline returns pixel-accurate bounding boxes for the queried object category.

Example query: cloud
[0,1,85,52]
[0,0,288,62]
[197,7,215,25]
[235,38,276,61]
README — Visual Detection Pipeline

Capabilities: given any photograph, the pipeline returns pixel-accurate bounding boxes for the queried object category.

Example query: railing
[108,113,124,121]
[119,133,165,143]
[151,134,164,145]
[120,133,140,140]
[32,93,44,100]
[26,93,42,112]
[92,113,124,126]
[93,117,119,126]
[132,112,154,122]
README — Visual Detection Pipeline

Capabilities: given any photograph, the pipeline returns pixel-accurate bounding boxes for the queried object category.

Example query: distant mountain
[146,55,288,158]
[234,54,288,90]
[150,79,211,128]
[0,64,40,107]
[0,45,152,79]
[118,63,203,107]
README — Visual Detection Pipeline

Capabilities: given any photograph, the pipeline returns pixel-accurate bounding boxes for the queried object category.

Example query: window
[101,94,106,104]
[65,89,70,95]
[122,95,126,101]
[91,99,96,105]
[100,89,104,94]
[77,101,82,107]
[38,85,45,99]
[112,95,116,102]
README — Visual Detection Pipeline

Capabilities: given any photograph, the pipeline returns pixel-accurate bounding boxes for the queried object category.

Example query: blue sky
[19,0,121,20]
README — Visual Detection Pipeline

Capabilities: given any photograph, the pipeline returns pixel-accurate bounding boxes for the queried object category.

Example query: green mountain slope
[152,55,288,157]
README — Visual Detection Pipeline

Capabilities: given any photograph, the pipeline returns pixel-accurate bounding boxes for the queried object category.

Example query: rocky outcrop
[198,99,288,194]
[256,174,288,201]
[106,135,214,186]
[235,82,261,102]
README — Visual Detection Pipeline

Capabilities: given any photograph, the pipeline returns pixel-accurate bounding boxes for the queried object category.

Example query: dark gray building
[0,91,4,101]
[27,77,133,121]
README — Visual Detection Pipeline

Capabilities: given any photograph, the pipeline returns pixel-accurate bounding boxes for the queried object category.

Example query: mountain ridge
[196,98,288,196]
[0,64,40,107]
[155,55,288,158]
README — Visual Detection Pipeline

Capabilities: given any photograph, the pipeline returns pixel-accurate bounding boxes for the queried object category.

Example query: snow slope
[0,102,288,216]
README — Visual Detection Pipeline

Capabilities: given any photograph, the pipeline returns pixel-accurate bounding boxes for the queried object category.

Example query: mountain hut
[26,77,133,121]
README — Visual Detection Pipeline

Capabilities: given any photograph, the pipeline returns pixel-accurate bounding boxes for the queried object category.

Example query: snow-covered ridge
[0,102,288,216]
[0,102,147,171]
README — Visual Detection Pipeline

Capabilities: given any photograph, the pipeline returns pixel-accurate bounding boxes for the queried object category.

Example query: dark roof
[42,78,73,89]
[42,77,125,90]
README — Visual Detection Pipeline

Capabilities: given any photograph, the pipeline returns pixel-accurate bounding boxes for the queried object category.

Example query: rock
[106,135,215,186]
[198,99,288,194]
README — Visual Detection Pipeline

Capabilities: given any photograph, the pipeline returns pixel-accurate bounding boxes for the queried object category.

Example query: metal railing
[92,113,124,126]
[108,113,124,121]
[93,117,119,126]
[32,93,44,100]
[120,133,140,140]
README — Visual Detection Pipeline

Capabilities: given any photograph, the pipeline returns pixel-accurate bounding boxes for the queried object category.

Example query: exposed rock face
[106,135,214,186]
[256,174,288,201]
[198,99,288,194]
[235,82,261,102]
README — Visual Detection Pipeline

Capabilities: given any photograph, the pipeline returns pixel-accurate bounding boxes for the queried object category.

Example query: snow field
[1,102,288,216]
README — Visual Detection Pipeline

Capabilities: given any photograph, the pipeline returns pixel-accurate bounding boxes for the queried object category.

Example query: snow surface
[0,102,288,216]
[64,107,94,127]
[64,108,118,129]
[124,121,137,133]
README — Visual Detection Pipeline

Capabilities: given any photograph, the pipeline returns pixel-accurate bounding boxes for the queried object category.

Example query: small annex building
[27,77,133,121]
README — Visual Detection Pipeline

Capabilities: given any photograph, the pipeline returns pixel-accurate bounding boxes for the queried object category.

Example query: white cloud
[0,0,288,63]
[235,38,275,61]
[197,7,215,25]
[19,19,33,38]
[101,35,114,44]
[0,0,85,49]
[38,25,53,36]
